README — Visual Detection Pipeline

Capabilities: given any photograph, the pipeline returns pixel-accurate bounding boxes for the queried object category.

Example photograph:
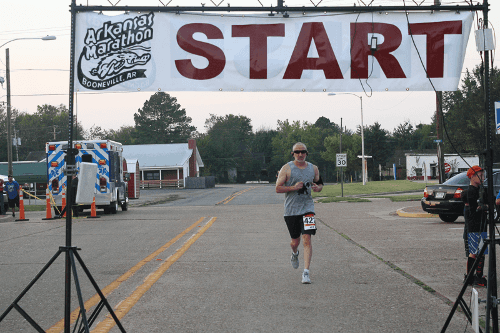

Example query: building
[0,161,47,198]
[122,139,203,188]
[405,153,479,180]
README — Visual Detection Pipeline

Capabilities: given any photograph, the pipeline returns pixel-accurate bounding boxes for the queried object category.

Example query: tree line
[0,64,498,182]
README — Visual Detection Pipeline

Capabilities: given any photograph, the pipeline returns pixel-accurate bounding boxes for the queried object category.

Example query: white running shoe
[302,271,311,284]
[291,251,299,269]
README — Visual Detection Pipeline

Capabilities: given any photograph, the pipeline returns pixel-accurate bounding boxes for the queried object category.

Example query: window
[144,171,160,180]
[82,154,93,163]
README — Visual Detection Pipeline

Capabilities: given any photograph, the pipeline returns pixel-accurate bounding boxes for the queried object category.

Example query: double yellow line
[47,216,217,333]
[216,187,256,205]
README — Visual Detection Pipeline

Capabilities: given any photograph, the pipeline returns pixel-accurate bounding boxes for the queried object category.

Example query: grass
[370,194,423,202]
[313,180,426,198]
[317,197,371,203]
[22,205,46,212]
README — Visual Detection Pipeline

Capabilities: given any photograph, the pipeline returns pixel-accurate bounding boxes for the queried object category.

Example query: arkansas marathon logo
[77,12,154,90]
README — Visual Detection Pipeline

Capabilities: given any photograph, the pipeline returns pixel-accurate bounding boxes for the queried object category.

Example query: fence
[140,179,184,189]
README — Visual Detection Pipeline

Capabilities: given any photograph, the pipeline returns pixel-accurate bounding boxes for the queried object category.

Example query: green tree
[392,121,415,151]
[413,123,435,150]
[0,104,10,162]
[14,104,84,160]
[271,120,322,169]
[322,132,362,181]
[107,125,137,144]
[442,65,500,156]
[197,114,253,182]
[363,122,393,181]
[250,128,279,180]
[133,92,196,144]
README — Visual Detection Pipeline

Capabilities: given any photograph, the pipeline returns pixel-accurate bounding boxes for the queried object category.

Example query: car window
[443,173,469,186]
[494,173,500,186]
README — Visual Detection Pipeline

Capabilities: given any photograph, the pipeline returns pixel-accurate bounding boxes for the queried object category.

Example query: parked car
[421,170,500,222]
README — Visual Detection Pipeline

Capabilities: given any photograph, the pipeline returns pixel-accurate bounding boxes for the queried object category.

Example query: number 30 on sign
[336,154,347,167]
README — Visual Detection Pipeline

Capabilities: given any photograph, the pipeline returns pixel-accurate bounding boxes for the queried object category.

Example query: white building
[405,153,479,180]
[122,139,203,187]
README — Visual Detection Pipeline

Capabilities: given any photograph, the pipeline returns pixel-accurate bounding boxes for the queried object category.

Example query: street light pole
[1,36,56,176]
[329,93,366,185]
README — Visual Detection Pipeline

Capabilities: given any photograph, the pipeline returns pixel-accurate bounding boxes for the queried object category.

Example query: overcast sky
[0,0,497,135]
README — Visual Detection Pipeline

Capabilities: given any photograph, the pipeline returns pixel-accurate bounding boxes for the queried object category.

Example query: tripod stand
[441,233,500,332]
[0,246,126,333]
[0,148,126,333]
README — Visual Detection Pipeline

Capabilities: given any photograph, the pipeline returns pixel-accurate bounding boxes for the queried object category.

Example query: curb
[396,208,438,218]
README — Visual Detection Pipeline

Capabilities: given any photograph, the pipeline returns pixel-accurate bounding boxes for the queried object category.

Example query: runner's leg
[302,234,312,270]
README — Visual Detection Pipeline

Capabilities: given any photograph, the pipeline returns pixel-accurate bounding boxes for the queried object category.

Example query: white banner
[74,11,473,93]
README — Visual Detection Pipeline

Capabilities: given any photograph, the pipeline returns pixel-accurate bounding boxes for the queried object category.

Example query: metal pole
[482,1,498,331]
[361,96,365,185]
[340,118,343,197]
[64,1,77,332]
[437,92,445,183]
[6,48,12,176]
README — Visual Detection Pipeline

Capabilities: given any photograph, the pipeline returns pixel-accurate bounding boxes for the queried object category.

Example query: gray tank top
[284,161,315,216]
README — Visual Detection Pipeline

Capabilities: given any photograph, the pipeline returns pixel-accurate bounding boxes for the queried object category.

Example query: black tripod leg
[82,301,105,332]
[0,249,63,322]
[485,239,499,333]
[441,242,488,332]
[69,250,91,333]
[12,304,45,333]
[72,250,127,332]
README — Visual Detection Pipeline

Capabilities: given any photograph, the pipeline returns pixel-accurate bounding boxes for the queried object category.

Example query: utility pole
[6,48,12,176]
[437,92,445,183]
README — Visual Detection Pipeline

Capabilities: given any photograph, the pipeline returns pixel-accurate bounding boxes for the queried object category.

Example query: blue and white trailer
[46,140,129,214]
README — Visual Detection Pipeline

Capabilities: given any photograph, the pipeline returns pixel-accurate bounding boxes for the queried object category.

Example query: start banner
[74,10,473,93]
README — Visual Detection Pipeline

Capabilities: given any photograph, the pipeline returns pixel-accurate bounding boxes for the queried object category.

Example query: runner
[276,142,323,284]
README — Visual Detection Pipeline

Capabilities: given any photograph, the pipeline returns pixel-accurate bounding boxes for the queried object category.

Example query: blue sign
[496,102,500,134]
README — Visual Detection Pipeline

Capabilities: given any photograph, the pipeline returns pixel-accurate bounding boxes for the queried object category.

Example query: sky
[0,0,498,136]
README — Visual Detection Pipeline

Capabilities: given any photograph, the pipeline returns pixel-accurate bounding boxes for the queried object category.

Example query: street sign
[495,101,500,134]
[444,163,451,173]
[434,139,442,143]
[336,154,347,167]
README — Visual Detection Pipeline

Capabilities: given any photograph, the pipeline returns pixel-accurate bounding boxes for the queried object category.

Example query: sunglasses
[293,150,308,155]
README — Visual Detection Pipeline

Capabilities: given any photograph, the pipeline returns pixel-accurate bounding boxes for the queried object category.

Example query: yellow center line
[46,217,206,333]
[91,217,217,333]
[216,187,256,205]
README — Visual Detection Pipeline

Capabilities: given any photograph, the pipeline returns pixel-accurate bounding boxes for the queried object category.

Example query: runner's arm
[276,164,303,193]
[312,165,323,192]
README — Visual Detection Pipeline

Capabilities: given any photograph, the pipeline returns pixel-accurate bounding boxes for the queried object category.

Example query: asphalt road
[0,184,485,332]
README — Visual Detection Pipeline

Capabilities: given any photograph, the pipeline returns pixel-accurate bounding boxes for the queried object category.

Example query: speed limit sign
[336,154,347,167]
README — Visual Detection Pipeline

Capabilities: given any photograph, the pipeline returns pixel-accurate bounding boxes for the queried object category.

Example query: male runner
[276,142,323,284]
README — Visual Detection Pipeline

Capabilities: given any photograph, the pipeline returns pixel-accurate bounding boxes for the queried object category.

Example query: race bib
[303,214,316,230]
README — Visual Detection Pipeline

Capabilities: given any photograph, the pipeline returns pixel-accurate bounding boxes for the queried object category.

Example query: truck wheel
[110,200,118,214]
[121,197,128,211]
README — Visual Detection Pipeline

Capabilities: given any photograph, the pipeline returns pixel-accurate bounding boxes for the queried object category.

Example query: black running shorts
[8,196,19,208]
[284,213,316,239]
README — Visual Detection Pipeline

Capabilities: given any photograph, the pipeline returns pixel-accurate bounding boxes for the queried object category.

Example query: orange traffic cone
[42,187,56,220]
[15,187,29,222]
[87,196,100,219]
[61,187,66,218]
